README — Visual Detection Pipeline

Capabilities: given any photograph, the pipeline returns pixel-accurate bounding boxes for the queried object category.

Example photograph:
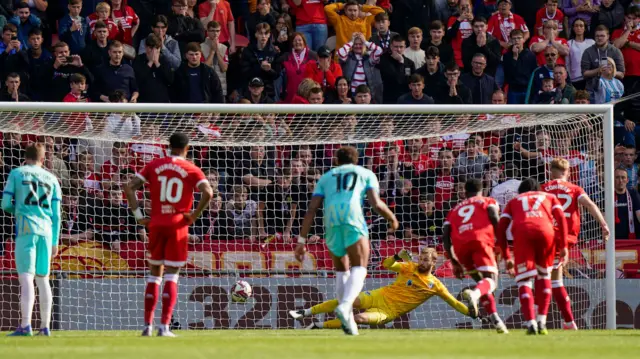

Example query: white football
[230,280,253,303]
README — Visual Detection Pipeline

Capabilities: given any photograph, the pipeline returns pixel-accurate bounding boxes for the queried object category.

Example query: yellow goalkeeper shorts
[357,290,397,325]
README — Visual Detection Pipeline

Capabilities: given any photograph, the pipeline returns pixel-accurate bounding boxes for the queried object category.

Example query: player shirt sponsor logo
[406,280,413,287]
[458,223,474,233]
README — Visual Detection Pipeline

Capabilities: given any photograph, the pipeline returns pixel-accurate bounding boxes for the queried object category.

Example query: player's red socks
[517,282,535,323]
[535,277,552,321]
[144,276,162,325]
[475,278,494,297]
[552,283,575,323]
[480,294,497,315]
[161,274,179,325]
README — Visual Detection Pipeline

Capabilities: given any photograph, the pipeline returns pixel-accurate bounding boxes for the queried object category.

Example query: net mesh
[0,107,608,331]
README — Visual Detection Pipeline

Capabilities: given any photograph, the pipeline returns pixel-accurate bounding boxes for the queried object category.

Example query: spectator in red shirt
[110,0,139,46]
[198,0,236,54]
[279,32,317,103]
[612,6,640,97]
[530,19,569,66]
[446,0,474,69]
[100,141,132,190]
[365,117,405,172]
[303,45,342,95]
[88,2,120,41]
[62,74,92,135]
[487,0,529,53]
[535,0,564,35]
[287,0,327,51]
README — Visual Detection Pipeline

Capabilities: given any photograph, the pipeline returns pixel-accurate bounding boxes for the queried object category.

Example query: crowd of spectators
[0,0,639,256]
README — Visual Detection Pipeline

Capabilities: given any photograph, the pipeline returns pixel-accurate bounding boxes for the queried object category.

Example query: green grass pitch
[2,330,640,359]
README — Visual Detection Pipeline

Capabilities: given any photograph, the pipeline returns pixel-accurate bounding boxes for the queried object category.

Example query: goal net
[0,103,615,331]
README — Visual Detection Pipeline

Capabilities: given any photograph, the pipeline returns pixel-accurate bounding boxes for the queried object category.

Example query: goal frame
[0,102,616,330]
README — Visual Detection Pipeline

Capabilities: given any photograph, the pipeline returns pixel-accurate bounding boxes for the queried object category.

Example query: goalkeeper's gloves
[396,249,412,262]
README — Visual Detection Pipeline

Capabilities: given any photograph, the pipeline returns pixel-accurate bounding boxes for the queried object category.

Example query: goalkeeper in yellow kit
[289,247,474,328]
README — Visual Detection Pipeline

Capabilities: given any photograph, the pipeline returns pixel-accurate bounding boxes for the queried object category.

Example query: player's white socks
[336,271,350,301]
[340,266,367,306]
[18,273,35,328]
[537,315,547,325]
[35,275,53,329]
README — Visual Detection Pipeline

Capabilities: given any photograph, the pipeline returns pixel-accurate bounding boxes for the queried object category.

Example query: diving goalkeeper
[289,247,474,328]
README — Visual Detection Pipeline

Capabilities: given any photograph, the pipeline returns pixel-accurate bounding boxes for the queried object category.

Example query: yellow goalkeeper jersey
[379,260,468,317]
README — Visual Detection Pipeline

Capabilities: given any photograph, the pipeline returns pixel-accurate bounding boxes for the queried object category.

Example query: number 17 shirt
[136,156,207,227]
[313,164,379,233]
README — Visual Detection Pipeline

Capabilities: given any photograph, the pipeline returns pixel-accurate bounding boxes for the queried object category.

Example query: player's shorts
[450,241,498,275]
[357,289,397,325]
[14,234,52,276]
[148,224,189,267]
[513,229,555,282]
[325,225,367,257]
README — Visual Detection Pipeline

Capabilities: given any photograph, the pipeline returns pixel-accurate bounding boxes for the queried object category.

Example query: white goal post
[0,103,615,331]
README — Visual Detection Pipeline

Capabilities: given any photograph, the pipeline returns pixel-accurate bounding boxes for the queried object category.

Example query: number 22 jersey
[313,164,379,233]
[136,156,207,226]
[542,179,586,245]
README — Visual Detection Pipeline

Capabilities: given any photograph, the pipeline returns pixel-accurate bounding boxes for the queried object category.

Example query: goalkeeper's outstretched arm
[438,287,470,317]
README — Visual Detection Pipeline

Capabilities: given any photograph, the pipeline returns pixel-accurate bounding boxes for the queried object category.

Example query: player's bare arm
[125,176,148,225]
[295,196,323,262]
[578,195,610,241]
[366,188,399,231]
[442,224,464,279]
[184,181,214,225]
[496,215,515,276]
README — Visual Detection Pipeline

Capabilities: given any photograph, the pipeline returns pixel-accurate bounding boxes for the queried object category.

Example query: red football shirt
[446,196,498,248]
[611,27,640,77]
[365,140,405,170]
[136,156,208,226]
[487,13,529,53]
[537,149,586,184]
[498,191,567,258]
[534,8,564,34]
[542,179,587,245]
[529,35,568,66]
[129,142,167,170]
[447,16,473,68]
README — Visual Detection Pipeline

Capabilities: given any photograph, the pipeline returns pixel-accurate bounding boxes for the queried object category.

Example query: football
[230,280,253,303]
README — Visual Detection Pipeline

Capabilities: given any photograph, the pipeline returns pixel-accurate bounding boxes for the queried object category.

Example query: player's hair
[550,158,570,172]
[169,133,190,150]
[518,177,540,194]
[464,178,482,195]
[25,143,45,162]
[335,146,358,165]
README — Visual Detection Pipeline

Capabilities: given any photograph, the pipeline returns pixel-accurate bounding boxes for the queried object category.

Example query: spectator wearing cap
[378,35,416,104]
[287,0,328,51]
[134,33,173,103]
[173,42,224,103]
[416,46,446,100]
[526,46,560,104]
[503,28,537,104]
[279,32,317,103]
[460,53,498,104]
[369,13,398,54]
[241,23,280,99]
[324,0,384,52]
[304,45,342,95]
[397,74,434,104]
[198,0,236,54]
[93,40,139,102]
[201,20,229,96]
[242,77,275,103]
[8,2,40,50]
[338,32,383,104]
[168,0,205,55]
[591,0,625,37]
[581,25,625,99]
[461,16,501,77]
[139,15,181,71]
[81,20,111,75]
[530,19,569,66]
[59,0,90,54]
[425,21,454,67]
